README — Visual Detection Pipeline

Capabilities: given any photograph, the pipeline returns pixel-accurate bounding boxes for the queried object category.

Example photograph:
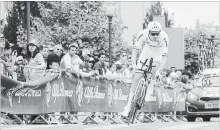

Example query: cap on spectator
[170,66,176,69]
[0,34,4,38]
[93,51,99,56]
[170,71,178,79]
[16,56,23,62]
[49,47,53,51]
[89,57,95,61]
[176,71,182,78]
[28,39,39,47]
[82,49,91,56]
[68,43,78,49]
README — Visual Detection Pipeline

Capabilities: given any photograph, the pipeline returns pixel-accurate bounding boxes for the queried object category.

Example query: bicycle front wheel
[129,79,147,124]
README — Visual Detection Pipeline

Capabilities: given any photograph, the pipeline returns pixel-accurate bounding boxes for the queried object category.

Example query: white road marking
[159,123,210,130]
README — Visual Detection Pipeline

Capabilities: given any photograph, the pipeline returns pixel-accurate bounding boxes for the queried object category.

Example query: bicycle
[127,57,155,125]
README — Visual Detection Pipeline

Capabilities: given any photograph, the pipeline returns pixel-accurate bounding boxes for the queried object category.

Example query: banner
[1,74,186,114]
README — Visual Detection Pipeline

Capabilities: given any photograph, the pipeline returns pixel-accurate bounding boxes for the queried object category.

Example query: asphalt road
[1,120,219,130]
[84,122,219,130]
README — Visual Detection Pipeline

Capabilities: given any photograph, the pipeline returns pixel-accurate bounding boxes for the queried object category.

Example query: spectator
[93,53,107,77]
[11,39,26,58]
[46,57,61,77]
[24,38,46,81]
[40,45,49,63]
[120,64,132,82]
[105,63,119,80]
[93,51,100,63]
[81,57,97,77]
[179,75,194,92]
[169,66,178,79]
[160,69,169,85]
[60,42,84,76]
[115,50,128,66]
[0,37,15,76]
[13,56,27,81]
[46,44,64,69]
[80,49,91,62]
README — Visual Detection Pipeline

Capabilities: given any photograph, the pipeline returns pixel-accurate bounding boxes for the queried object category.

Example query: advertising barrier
[1,74,186,114]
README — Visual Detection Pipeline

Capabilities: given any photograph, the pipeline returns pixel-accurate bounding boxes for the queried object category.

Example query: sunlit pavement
[1,118,219,130]
[84,122,219,130]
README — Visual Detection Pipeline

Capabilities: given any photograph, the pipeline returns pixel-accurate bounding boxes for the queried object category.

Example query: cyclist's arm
[157,34,169,72]
[132,31,144,65]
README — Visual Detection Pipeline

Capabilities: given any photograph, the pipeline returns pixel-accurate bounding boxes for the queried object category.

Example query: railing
[1,72,188,125]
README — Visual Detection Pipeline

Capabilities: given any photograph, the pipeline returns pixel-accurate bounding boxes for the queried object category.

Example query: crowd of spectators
[1,34,199,123]
[0,36,134,83]
[1,35,196,90]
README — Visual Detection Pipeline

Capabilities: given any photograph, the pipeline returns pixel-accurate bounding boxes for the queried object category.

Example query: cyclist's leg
[145,59,161,101]
[122,71,143,116]
[122,55,151,116]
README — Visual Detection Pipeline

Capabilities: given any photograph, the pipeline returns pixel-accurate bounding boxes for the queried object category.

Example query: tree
[184,21,220,74]
[143,1,174,29]
[3,1,41,44]
[15,1,127,61]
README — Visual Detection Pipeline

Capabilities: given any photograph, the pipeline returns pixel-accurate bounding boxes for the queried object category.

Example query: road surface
[84,122,219,130]
[1,121,219,130]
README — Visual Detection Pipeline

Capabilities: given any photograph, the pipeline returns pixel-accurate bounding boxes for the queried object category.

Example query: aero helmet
[147,21,162,33]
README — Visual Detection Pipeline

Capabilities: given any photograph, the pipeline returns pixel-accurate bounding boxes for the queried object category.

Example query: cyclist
[122,21,169,116]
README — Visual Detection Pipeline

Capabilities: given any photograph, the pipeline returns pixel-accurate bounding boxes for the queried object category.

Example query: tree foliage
[3,1,40,44]
[143,1,174,29]
[11,1,127,61]
[184,21,220,74]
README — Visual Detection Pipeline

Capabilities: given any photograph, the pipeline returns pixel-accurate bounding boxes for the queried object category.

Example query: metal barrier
[1,67,189,125]
[1,111,189,125]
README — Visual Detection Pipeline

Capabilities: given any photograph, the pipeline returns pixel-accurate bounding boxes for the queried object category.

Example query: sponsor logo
[108,84,113,107]
[84,86,105,104]
[45,82,52,107]
[76,81,83,107]
[108,83,129,108]
[7,83,26,107]
[45,82,73,107]
[156,88,163,108]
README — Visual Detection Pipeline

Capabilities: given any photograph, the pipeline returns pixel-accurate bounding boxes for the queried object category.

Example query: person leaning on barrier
[0,38,16,77]
[40,45,49,63]
[23,38,46,81]
[93,53,107,79]
[80,57,98,77]
[46,44,64,69]
[12,56,27,81]
[46,56,63,77]
[60,42,85,77]
[104,63,119,80]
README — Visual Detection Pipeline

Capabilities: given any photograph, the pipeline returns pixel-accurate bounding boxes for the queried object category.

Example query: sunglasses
[122,54,127,57]
[151,33,160,36]
[17,60,23,62]
[57,48,63,51]
[88,61,93,63]
[29,44,36,47]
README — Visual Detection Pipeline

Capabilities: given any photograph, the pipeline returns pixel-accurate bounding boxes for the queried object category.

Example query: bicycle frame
[127,58,154,125]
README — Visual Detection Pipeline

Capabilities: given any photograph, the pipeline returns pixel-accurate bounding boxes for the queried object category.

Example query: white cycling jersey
[134,29,169,72]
